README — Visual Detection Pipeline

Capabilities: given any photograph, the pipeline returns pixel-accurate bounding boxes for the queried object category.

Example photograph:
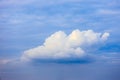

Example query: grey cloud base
[30,55,94,64]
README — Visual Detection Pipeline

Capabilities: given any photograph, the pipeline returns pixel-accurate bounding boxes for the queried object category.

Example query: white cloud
[101,32,110,41]
[21,29,109,61]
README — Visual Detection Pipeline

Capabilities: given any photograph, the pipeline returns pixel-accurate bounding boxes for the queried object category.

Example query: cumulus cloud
[21,29,109,62]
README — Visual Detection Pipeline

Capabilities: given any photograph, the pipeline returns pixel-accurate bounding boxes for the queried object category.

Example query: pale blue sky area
[0,0,120,80]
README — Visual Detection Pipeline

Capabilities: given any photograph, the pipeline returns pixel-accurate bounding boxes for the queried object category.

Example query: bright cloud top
[21,29,109,61]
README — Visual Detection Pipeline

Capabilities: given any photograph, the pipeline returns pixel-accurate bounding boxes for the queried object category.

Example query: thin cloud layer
[21,29,109,62]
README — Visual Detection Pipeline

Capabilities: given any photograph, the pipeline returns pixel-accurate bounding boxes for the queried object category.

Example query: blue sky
[0,0,120,80]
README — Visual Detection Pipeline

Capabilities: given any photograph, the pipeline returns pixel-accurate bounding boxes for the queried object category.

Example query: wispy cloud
[0,58,14,65]
[96,9,120,15]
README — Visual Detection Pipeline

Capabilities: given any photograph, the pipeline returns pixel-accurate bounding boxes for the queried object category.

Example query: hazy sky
[0,0,120,80]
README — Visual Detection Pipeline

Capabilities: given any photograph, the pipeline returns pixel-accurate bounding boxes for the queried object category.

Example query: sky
[0,0,120,80]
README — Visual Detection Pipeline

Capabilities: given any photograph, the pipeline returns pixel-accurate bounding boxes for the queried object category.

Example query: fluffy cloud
[21,29,109,62]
